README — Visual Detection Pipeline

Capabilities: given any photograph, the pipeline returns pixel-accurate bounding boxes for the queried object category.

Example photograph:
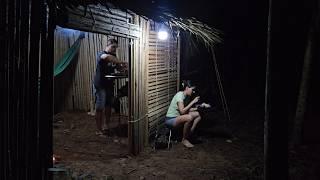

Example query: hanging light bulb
[158,30,168,40]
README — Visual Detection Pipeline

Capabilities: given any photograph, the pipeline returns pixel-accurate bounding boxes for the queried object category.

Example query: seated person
[165,80,202,148]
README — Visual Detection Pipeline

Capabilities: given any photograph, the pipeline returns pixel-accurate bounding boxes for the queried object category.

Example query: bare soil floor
[53,111,264,180]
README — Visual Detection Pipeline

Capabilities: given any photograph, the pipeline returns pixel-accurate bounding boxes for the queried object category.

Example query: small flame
[53,155,56,164]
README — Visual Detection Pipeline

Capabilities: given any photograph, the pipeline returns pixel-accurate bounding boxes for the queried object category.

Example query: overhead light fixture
[158,30,168,40]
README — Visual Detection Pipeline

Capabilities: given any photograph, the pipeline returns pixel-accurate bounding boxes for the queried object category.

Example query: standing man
[93,39,127,137]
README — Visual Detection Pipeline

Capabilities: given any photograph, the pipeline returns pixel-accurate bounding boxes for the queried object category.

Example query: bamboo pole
[177,32,181,91]
[264,0,277,179]
[291,3,319,147]
[145,20,150,146]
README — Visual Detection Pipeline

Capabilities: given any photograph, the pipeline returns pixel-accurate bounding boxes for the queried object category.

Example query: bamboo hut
[3,0,320,179]
[53,5,179,154]
[1,0,223,178]
[53,2,222,154]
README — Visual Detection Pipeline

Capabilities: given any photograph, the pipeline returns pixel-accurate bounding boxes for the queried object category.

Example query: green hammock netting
[54,33,85,77]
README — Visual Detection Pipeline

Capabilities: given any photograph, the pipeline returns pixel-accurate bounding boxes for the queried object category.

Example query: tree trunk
[264,0,272,179]
[291,1,319,147]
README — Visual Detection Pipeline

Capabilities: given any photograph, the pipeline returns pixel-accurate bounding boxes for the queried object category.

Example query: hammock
[54,33,85,77]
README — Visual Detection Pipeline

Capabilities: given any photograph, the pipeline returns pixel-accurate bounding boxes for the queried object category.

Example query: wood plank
[148,89,176,99]
[148,111,167,122]
[148,70,177,76]
[148,91,176,99]
[86,4,134,20]
[147,85,176,95]
[148,75,177,83]
[148,100,170,110]
[147,72,175,79]
[148,106,168,118]
[148,111,167,121]
[148,93,172,104]
[147,79,177,87]
[66,13,141,37]
[148,80,177,89]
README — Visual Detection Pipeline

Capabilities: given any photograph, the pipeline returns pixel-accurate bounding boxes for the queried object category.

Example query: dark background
[176,0,269,122]
[148,0,319,144]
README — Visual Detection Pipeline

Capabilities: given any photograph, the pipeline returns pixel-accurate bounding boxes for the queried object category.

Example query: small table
[105,75,128,79]
[105,74,128,134]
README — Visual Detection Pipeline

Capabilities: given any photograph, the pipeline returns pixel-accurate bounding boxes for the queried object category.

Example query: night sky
[169,0,269,109]
[112,0,315,129]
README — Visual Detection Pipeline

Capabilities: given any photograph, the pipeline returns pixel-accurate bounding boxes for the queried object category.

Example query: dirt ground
[53,110,264,180]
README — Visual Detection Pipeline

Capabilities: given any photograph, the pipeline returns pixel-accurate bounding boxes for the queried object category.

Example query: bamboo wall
[146,23,180,137]
[128,18,180,153]
[54,26,129,116]
[1,0,54,178]
[55,5,180,154]
[57,4,140,39]
[128,16,149,154]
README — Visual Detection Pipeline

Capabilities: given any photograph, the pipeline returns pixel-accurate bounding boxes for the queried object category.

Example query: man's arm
[101,54,127,65]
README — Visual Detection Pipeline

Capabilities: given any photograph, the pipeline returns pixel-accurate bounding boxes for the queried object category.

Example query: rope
[210,47,231,122]
[128,114,148,123]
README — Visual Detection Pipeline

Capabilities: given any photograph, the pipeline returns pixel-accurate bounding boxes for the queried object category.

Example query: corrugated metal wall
[54,27,129,116]
[146,23,180,137]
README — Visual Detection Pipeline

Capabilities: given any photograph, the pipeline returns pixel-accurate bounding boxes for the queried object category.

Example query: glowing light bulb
[158,30,168,40]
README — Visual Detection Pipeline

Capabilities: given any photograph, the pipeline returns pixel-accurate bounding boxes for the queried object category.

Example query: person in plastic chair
[93,39,128,137]
[165,80,202,148]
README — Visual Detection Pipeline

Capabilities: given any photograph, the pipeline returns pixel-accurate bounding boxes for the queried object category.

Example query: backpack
[154,124,172,150]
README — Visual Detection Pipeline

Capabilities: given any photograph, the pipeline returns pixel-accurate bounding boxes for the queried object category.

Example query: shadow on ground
[53,111,263,179]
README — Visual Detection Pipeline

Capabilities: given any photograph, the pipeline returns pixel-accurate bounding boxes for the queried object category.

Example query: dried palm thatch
[160,12,223,47]
[55,0,223,48]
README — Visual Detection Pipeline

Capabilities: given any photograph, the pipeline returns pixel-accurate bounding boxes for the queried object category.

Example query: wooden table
[105,75,128,79]
[105,74,128,134]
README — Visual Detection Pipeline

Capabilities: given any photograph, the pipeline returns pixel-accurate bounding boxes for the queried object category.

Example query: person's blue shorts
[165,117,177,127]
[93,85,113,110]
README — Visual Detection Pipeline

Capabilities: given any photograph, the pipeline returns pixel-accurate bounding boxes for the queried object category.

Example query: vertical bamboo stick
[144,20,150,145]
[177,33,181,92]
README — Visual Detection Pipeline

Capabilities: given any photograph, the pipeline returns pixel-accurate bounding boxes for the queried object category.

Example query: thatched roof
[55,0,223,47]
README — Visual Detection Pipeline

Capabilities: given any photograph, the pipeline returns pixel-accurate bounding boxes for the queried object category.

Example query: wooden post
[264,0,272,179]
[291,1,319,147]
[177,32,181,91]
[128,37,134,154]
[145,20,150,146]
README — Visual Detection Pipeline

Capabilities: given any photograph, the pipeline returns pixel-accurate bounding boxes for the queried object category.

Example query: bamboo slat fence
[146,22,180,138]
[54,6,180,154]
[54,26,129,117]
[57,4,140,39]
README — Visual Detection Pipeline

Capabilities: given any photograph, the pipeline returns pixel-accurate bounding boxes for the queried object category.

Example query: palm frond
[55,0,223,48]
[159,12,223,48]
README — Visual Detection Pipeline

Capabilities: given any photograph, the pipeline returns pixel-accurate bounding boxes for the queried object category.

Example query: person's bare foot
[182,139,194,148]
[102,125,109,131]
[95,131,106,138]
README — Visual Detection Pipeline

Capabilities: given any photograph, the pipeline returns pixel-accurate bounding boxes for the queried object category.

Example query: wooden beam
[57,5,141,38]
